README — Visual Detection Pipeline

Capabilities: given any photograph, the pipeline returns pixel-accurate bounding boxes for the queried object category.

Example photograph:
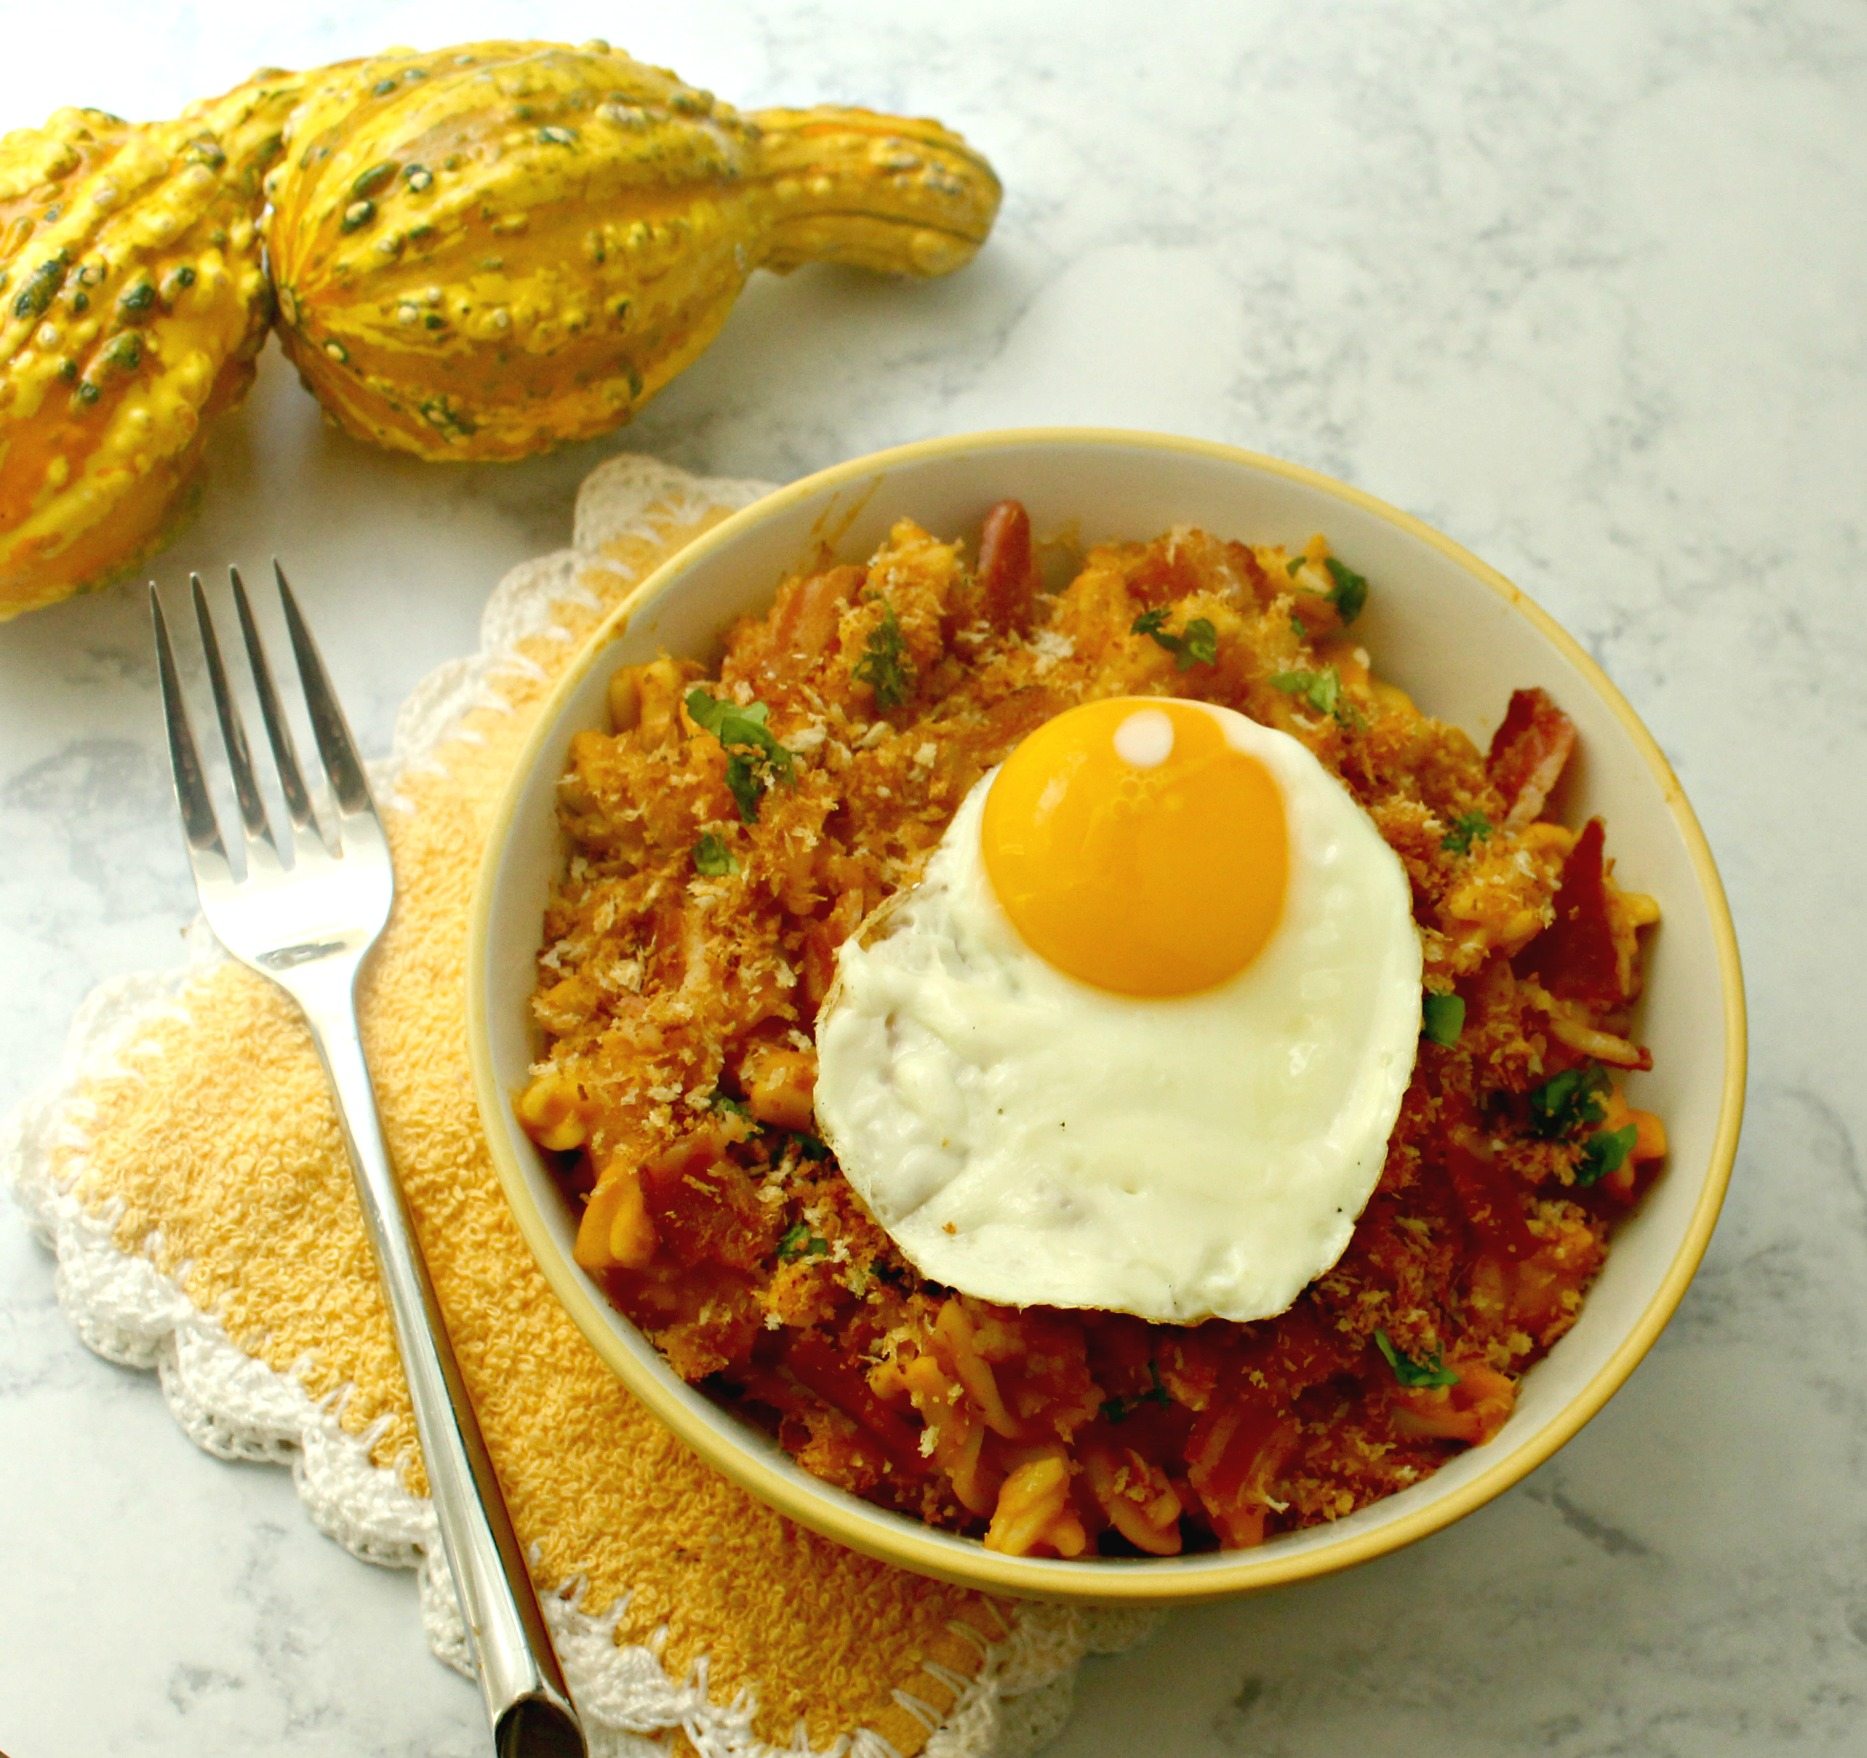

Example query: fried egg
[813,697,1423,1324]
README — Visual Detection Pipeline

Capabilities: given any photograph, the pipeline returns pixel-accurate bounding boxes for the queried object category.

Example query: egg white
[813,701,1424,1325]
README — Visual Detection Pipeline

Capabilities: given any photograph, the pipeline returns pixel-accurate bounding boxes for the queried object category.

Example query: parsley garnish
[692,831,737,876]
[777,1222,829,1261]
[1100,1361,1172,1423]
[852,599,913,709]
[723,759,765,824]
[1270,666,1338,716]
[1374,1329,1460,1389]
[1528,1063,1610,1139]
[709,1090,755,1123]
[1131,609,1219,671]
[788,1130,831,1162]
[1269,666,1364,728]
[1421,992,1465,1047]
[1181,619,1219,667]
[685,687,795,823]
[1286,553,1307,577]
[1577,1123,1639,1187]
[1323,556,1368,624]
[1441,811,1493,855]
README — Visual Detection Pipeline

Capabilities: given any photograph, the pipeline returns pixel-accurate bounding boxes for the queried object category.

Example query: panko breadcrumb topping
[515,502,1665,1557]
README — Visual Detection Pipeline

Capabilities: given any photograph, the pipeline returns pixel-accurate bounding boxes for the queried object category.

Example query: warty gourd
[0,103,279,619]
[264,40,1002,461]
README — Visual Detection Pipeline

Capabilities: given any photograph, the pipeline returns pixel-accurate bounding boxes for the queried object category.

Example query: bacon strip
[763,563,865,681]
[784,1334,927,1470]
[1186,1391,1299,1548]
[976,500,1040,631]
[1487,687,1577,826]
[1521,818,1630,1011]
[1442,1126,1537,1255]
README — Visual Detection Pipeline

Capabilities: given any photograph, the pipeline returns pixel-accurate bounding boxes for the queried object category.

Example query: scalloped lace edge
[1,453,1158,1758]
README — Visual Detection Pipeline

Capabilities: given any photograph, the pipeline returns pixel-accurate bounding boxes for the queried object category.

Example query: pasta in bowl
[468,430,1744,1601]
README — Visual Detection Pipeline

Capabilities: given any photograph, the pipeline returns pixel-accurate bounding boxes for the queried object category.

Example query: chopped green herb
[692,831,737,876]
[718,756,758,823]
[1271,667,1339,716]
[1422,992,1465,1047]
[1269,666,1362,727]
[341,199,376,232]
[1441,811,1493,855]
[1100,1361,1172,1424]
[777,1222,829,1262]
[1178,617,1218,668]
[70,290,88,313]
[74,380,100,406]
[1529,1062,1611,1139]
[1286,553,1307,577]
[1577,1123,1639,1187]
[1323,556,1369,624]
[1131,608,1219,671]
[684,689,786,758]
[709,1091,755,1123]
[789,1130,831,1162]
[102,332,142,371]
[852,598,913,708]
[1374,1329,1460,1389]
[685,687,795,823]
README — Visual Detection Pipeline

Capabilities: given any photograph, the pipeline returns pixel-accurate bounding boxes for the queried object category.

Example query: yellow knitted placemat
[7,455,1153,1758]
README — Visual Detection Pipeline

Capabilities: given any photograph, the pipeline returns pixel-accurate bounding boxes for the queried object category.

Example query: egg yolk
[981,698,1289,997]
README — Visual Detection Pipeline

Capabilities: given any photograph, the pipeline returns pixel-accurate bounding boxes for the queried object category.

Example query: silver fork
[152,566,585,1758]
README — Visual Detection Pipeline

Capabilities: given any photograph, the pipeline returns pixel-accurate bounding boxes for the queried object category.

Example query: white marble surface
[2,1,1864,1753]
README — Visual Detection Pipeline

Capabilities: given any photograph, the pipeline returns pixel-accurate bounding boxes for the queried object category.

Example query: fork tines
[150,565,377,884]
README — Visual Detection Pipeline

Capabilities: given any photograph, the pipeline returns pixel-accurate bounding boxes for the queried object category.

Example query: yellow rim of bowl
[467,427,1747,1604]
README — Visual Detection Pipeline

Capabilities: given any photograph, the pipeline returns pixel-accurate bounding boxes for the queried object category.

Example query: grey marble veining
[3,1,1864,1754]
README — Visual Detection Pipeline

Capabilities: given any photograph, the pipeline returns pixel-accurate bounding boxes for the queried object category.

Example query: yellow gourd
[181,65,311,198]
[0,104,275,619]
[264,40,1001,461]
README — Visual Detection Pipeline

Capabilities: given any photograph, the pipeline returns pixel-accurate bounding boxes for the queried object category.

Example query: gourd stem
[750,106,1001,277]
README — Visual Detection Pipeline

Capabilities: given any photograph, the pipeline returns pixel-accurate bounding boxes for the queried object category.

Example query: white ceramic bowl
[468,429,1745,1604]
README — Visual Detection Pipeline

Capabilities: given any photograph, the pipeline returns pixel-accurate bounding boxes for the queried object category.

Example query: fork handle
[305,997,585,1758]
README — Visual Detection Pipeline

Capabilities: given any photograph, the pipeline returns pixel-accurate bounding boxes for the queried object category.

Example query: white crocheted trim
[1,453,1157,1758]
